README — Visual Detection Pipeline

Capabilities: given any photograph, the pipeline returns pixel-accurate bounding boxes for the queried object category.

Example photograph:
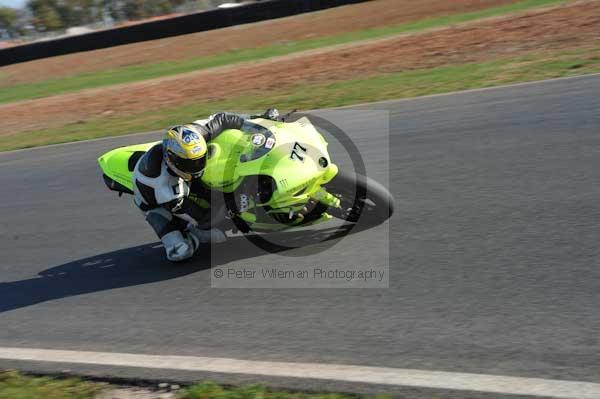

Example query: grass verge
[0,0,567,104]
[0,372,390,399]
[1,45,598,152]
[180,381,388,399]
[0,370,101,399]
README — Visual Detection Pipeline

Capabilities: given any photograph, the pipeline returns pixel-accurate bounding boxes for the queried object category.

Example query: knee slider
[146,208,176,238]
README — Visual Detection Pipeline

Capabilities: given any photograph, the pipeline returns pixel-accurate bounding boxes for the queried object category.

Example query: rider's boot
[161,230,199,262]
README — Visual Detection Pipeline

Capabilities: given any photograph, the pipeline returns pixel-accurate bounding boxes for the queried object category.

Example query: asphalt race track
[1,75,600,397]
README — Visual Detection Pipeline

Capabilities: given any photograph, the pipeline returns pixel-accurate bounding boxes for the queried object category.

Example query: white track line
[0,347,599,398]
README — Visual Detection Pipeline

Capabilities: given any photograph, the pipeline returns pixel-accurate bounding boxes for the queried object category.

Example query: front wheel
[324,170,394,227]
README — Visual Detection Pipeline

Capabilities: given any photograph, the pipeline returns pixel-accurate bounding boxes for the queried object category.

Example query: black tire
[324,170,394,226]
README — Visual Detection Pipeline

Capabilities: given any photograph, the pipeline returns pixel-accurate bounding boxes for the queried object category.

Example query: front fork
[312,187,340,208]
[311,164,341,209]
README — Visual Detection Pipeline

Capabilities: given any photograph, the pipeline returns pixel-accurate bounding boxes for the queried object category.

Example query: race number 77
[290,142,307,162]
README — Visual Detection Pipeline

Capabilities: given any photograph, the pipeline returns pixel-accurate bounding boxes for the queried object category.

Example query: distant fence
[0,0,369,67]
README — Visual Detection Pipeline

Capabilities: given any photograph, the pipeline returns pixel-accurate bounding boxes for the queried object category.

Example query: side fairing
[201,117,337,208]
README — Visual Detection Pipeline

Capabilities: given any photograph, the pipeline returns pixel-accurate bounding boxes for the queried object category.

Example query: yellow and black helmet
[163,124,207,180]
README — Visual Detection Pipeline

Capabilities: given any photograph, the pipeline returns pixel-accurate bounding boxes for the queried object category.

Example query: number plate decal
[290,142,307,162]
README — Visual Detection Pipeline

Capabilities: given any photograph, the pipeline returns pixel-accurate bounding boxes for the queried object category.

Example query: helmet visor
[168,152,206,179]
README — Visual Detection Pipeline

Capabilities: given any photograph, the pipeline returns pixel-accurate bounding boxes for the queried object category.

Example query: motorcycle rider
[133,109,279,262]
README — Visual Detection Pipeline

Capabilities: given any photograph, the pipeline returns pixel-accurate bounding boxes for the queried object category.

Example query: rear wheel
[324,170,394,226]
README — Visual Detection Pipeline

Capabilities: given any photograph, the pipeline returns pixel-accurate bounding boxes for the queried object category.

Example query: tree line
[0,0,223,37]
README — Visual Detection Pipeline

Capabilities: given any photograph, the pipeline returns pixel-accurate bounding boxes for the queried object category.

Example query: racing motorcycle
[98,115,394,238]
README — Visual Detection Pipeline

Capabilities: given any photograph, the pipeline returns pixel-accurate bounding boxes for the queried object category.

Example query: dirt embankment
[2,1,600,134]
[0,0,519,86]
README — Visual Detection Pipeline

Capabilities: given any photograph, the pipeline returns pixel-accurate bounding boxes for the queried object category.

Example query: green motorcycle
[98,116,394,235]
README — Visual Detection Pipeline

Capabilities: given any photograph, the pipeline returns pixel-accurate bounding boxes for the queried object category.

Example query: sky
[0,0,25,8]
